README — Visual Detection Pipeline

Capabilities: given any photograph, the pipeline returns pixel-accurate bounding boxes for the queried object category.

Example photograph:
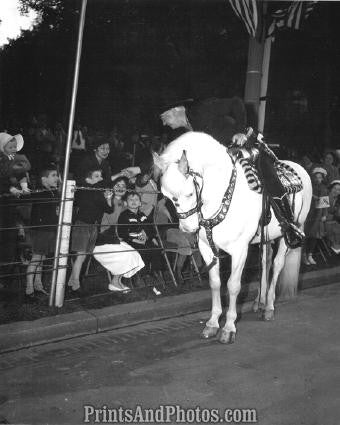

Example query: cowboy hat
[159,98,194,115]
[0,132,24,153]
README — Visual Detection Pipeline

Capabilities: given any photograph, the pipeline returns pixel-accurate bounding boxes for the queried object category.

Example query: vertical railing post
[49,0,88,306]
[55,180,75,307]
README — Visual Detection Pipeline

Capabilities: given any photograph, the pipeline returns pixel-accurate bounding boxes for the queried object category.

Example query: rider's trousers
[257,151,286,199]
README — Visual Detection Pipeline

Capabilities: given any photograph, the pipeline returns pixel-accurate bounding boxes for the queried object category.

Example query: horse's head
[154,150,201,233]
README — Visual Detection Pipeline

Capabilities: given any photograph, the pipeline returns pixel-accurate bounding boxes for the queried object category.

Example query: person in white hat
[0,132,31,287]
[0,132,31,196]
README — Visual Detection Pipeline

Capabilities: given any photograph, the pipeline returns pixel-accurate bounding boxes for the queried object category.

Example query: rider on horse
[160,98,305,249]
[160,96,247,145]
[231,128,304,249]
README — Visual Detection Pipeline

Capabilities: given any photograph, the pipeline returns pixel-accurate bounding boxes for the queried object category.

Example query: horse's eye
[187,192,194,197]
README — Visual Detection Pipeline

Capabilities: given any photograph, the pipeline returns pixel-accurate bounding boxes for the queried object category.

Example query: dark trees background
[1,0,340,151]
[0,0,248,135]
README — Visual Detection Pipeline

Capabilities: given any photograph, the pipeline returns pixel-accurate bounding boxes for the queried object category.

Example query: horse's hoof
[258,309,266,320]
[253,302,265,314]
[217,329,236,344]
[252,302,259,313]
[263,310,275,321]
[201,326,219,339]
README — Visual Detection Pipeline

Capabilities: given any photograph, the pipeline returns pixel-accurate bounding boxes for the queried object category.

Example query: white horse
[154,131,312,344]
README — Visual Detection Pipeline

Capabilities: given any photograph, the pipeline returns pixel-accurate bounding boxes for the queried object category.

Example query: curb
[0,266,339,353]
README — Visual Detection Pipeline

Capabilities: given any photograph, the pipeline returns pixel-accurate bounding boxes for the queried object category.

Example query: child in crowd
[118,191,163,282]
[68,168,113,292]
[304,167,329,265]
[25,164,60,297]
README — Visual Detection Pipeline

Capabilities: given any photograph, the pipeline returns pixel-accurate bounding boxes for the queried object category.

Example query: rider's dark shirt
[186,97,247,146]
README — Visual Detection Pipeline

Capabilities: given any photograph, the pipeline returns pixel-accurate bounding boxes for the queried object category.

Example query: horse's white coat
[155,132,312,342]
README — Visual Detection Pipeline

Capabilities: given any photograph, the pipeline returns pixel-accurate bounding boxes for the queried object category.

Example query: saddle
[239,158,303,195]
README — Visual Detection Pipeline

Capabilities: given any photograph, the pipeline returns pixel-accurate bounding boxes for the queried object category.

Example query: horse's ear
[152,152,166,175]
[178,150,189,176]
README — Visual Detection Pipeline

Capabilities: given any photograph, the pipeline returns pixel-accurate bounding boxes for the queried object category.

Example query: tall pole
[258,36,272,132]
[49,0,88,306]
[243,1,268,129]
[244,36,265,128]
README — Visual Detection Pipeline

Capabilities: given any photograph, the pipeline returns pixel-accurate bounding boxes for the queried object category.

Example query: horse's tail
[277,246,301,299]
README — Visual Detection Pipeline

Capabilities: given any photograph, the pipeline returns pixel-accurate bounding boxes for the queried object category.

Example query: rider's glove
[231,127,254,147]
[231,133,248,147]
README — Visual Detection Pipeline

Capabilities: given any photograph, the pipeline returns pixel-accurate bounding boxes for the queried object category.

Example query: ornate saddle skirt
[239,158,303,195]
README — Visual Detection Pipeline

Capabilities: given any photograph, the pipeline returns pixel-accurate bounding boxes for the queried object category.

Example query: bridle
[173,152,237,266]
[175,170,204,220]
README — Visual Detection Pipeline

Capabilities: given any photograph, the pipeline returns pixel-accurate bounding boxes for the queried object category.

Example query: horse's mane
[161,131,227,172]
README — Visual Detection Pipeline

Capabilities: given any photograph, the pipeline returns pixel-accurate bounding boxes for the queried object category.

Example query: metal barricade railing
[0,181,262,310]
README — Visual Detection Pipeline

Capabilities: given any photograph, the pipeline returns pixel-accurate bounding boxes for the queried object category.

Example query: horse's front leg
[198,238,222,339]
[218,246,248,344]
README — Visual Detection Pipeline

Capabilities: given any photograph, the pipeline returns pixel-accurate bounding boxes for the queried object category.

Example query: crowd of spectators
[300,150,340,264]
[1,112,340,301]
[0,114,198,299]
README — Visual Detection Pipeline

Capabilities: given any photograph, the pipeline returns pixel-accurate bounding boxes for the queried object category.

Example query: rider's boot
[271,193,305,249]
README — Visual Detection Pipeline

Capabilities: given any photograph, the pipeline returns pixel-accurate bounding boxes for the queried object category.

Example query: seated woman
[94,176,144,293]
[325,180,340,254]
[93,226,144,293]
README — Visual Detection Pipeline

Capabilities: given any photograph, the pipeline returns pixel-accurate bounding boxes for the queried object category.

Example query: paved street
[0,283,339,425]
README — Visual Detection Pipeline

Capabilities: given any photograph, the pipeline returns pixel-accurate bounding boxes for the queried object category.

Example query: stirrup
[282,222,305,249]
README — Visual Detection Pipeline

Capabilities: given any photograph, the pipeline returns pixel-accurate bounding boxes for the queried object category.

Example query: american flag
[267,1,318,37]
[229,0,258,38]
[228,1,317,38]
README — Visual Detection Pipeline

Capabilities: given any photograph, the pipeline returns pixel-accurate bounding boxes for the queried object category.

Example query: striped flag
[229,0,258,38]
[228,1,317,39]
[268,1,318,37]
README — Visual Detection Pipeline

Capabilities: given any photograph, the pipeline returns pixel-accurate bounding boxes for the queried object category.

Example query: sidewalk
[0,264,339,353]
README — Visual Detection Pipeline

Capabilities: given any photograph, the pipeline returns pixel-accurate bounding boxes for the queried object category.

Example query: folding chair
[163,242,202,286]
[316,237,333,264]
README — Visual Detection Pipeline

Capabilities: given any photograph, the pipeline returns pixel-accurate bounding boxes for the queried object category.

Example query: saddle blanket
[239,158,303,195]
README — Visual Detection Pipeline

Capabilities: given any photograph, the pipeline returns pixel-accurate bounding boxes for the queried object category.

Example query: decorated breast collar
[199,160,237,258]
[174,152,237,264]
